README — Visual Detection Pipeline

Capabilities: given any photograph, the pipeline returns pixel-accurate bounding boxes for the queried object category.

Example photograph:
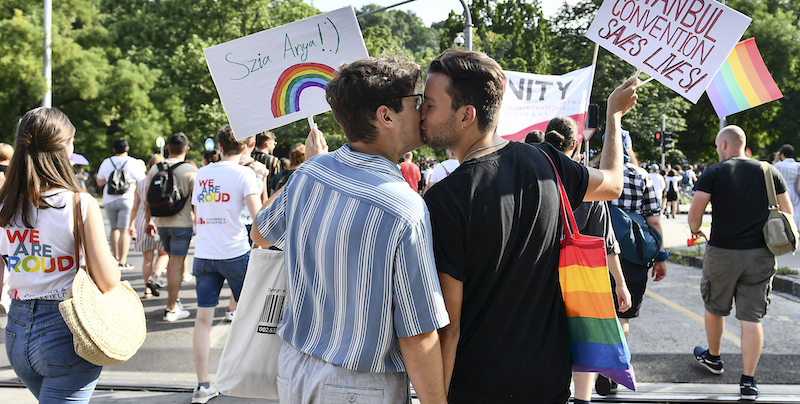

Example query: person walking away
[773,144,800,228]
[399,151,421,191]
[688,126,791,401]
[251,131,281,194]
[420,49,638,403]
[145,132,197,321]
[1,107,120,402]
[96,137,146,270]
[665,170,681,218]
[648,164,665,214]
[252,56,450,403]
[130,154,169,298]
[191,124,262,403]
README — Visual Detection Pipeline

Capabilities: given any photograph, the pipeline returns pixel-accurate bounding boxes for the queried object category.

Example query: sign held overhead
[585,0,751,103]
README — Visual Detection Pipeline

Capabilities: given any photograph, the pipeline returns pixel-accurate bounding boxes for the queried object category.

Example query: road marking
[645,290,742,348]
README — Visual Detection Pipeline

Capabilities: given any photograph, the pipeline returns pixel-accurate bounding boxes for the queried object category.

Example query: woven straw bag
[58,193,146,366]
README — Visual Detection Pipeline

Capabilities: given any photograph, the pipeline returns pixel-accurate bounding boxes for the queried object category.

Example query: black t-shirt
[695,158,787,249]
[424,142,588,403]
[574,200,619,255]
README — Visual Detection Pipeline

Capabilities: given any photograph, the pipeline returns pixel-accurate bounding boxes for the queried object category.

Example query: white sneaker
[224,309,234,322]
[191,385,219,404]
[163,307,190,322]
[183,272,194,283]
[152,275,167,288]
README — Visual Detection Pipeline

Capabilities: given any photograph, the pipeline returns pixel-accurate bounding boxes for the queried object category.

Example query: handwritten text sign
[204,7,368,139]
[497,66,594,142]
[585,0,751,103]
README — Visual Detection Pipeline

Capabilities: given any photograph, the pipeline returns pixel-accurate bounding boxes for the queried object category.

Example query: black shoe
[146,281,160,297]
[740,378,758,400]
[595,376,617,396]
[693,346,724,374]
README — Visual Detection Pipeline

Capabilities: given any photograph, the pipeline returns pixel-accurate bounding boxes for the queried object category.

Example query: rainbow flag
[706,38,782,119]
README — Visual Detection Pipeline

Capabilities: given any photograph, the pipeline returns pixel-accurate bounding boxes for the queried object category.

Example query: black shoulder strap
[110,159,118,169]
[167,161,186,173]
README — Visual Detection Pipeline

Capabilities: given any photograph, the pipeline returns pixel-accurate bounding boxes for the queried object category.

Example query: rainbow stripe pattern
[271,63,335,118]
[706,38,783,119]
[560,233,636,391]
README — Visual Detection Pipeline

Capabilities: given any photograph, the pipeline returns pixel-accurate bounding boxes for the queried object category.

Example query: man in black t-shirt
[421,49,640,404]
[688,125,791,401]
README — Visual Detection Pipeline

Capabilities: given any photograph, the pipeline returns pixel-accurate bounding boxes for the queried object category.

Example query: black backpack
[107,159,130,195]
[147,161,187,217]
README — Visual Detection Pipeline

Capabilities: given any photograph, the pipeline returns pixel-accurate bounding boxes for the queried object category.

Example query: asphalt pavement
[1,203,799,403]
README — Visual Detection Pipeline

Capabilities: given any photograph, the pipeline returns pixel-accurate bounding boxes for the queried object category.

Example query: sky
[310,0,579,26]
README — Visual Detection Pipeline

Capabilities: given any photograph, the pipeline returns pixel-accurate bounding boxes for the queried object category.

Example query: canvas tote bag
[215,248,286,398]
[540,149,637,391]
[761,162,798,255]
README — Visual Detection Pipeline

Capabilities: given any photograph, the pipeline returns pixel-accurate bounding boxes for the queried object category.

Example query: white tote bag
[215,248,286,398]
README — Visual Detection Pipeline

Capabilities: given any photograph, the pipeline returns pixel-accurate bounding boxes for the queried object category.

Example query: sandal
[146,281,160,297]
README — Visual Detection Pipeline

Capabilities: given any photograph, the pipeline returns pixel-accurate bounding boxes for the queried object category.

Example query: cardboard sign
[204,7,368,139]
[497,66,594,142]
[585,0,751,103]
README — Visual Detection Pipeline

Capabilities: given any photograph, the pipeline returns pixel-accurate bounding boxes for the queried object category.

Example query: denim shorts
[157,227,193,257]
[277,342,410,403]
[702,245,776,323]
[193,252,249,307]
[103,198,134,229]
[5,299,102,403]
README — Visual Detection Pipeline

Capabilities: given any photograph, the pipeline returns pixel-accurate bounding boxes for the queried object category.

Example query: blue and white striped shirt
[256,144,449,373]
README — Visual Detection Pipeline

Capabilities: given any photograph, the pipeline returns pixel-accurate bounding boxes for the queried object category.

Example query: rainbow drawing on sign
[706,38,783,119]
[271,63,335,118]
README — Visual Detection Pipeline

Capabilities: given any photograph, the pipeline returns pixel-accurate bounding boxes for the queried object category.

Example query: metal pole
[719,0,726,132]
[661,114,666,168]
[43,0,52,108]
[459,0,472,50]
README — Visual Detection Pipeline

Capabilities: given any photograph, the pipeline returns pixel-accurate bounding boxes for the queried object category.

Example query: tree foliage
[3,0,798,169]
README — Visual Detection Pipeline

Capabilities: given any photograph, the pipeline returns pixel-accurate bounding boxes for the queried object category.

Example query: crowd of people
[0,48,795,404]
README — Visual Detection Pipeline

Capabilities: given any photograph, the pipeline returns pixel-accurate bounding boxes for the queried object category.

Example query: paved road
[1,205,799,403]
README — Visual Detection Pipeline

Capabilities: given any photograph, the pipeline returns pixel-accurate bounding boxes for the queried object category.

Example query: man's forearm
[398,330,447,404]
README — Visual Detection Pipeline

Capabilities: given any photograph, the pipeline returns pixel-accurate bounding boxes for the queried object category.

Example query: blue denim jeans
[193,252,249,307]
[5,299,102,403]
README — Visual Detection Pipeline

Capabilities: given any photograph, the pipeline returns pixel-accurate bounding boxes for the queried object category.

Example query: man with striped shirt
[253,56,449,403]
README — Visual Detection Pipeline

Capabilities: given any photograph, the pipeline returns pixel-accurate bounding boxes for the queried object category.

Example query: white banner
[204,7,368,139]
[497,66,594,142]
[585,0,751,103]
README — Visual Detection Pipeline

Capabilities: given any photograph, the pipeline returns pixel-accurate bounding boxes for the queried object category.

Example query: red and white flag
[497,66,594,142]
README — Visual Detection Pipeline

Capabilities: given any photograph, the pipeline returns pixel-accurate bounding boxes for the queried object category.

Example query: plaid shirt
[611,163,662,217]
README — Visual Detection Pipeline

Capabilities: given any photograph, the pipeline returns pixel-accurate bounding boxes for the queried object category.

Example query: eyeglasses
[393,93,424,110]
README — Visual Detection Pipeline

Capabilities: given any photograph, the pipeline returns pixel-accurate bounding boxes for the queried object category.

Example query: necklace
[462,140,509,162]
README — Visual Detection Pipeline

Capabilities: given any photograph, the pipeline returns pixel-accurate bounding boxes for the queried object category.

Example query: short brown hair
[255,131,275,149]
[216,124,247,156]
[289,143,305,167]
[428,50,505,133]
[326,56,421,143]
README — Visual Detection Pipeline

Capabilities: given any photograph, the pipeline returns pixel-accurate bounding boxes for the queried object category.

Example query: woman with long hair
[130,153,169,298]
[0,107,120,402]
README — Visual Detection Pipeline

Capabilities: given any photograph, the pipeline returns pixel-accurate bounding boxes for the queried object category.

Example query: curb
[670,252,800,299]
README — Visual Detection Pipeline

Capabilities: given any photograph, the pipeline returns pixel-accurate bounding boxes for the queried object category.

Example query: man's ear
[459,105,477,129]
[375,105,394,130]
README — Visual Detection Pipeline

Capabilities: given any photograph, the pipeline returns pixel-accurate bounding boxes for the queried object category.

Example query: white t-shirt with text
[191,161,260,260]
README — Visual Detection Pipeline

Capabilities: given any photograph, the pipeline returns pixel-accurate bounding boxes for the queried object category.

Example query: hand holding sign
[608,76,640,118]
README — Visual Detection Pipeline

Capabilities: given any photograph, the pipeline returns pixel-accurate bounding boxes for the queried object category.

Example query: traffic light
[662,132,675,152]
[654,131,662,146]
[587,104,600,129]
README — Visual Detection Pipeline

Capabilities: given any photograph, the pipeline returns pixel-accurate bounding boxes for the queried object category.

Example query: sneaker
[595,376,617,396]
[183,272,194,283]
[163,306,190,322]
[224,309,234,322]
[152,275,167,288]
[191,385,219,404]
[694,346,724,374]
[740,378,759,400]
